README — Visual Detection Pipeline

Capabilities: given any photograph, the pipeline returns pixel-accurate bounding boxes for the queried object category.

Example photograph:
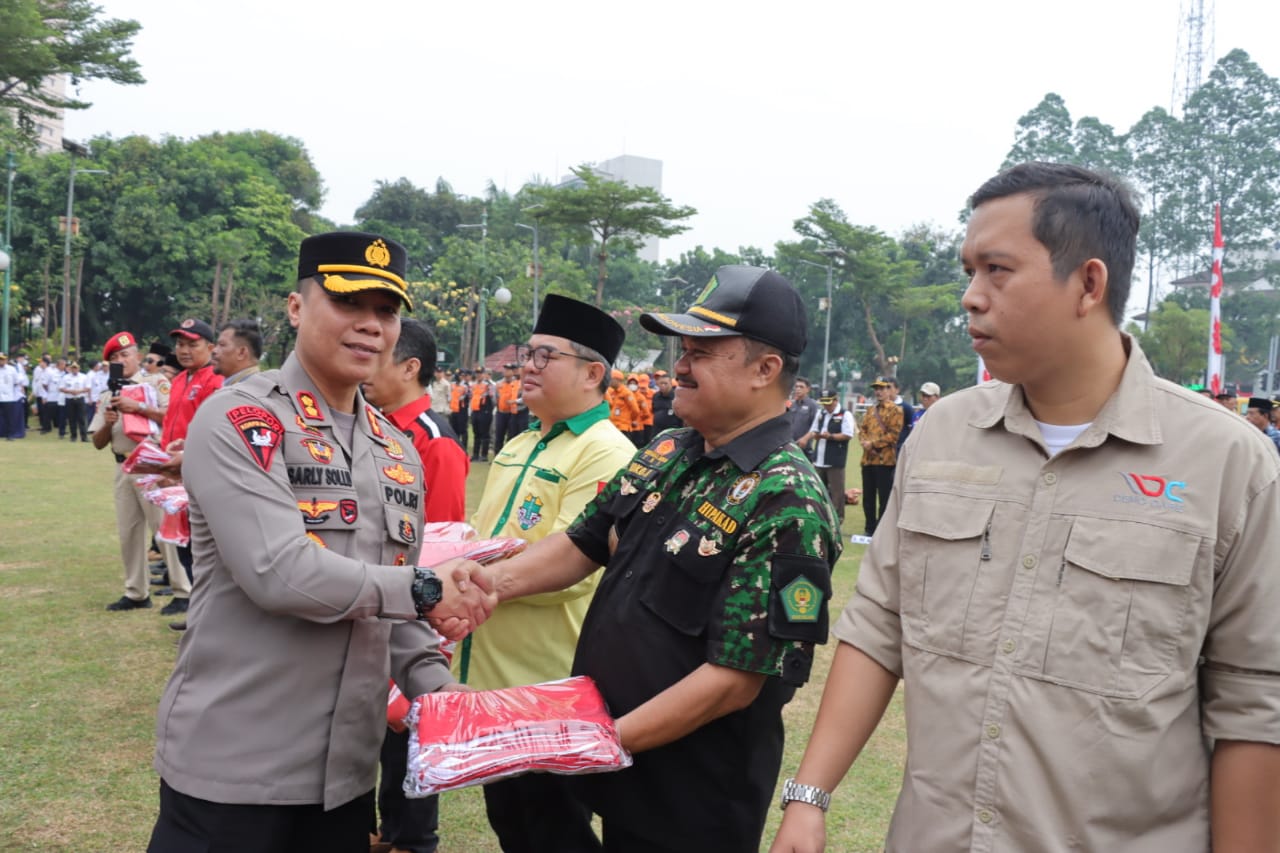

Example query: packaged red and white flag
[121,439,173,474]
[404,676,631,796]
[416,522,527,568]
[387,681,412,733]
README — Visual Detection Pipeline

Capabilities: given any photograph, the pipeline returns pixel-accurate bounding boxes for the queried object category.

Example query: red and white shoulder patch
[227,405,284,471]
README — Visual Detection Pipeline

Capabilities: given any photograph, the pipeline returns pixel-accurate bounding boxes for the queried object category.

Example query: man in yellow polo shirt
[459,293,634,853]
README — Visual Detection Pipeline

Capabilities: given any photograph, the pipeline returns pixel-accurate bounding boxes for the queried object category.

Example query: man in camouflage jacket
[475,266,840,852]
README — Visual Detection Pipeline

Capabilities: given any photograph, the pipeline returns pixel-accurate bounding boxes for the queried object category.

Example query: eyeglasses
[144,357,161,365]
[516,344,596,370]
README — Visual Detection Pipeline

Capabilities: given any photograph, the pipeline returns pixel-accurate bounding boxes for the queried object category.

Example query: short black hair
[394,318,438,387]
[970,162,1139,326]
[569,340,611,395]
[220,318,263,360]
[743,338,799,391]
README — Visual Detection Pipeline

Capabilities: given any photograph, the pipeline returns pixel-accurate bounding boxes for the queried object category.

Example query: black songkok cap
[533,294,625,365]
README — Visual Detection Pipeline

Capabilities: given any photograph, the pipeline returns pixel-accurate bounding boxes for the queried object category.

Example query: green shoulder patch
[780,575,823,623]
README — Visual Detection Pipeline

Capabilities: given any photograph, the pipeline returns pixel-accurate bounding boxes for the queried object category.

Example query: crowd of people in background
[10,162,1280,853]
[442,358,682,463]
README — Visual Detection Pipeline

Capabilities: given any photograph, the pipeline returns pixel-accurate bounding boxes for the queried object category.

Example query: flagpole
[1207,203,1224,394]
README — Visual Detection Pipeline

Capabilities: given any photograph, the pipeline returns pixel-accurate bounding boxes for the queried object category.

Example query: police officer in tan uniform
[148,232,495,852]
[90,331,174,611]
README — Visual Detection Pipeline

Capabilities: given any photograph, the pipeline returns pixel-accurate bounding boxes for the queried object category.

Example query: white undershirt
[1034,419,1092,457]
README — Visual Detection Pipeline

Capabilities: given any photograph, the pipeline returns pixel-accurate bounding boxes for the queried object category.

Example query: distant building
[559,154,664,263]
[5,73,68,153]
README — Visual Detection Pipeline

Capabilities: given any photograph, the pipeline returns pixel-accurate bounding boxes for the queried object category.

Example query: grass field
[0,431,905,852]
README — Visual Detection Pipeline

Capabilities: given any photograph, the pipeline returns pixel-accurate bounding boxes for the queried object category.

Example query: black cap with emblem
[297,231,412,310]
[640,265,808,356]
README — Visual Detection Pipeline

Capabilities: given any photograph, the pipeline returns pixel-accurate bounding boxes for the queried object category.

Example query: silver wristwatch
[780,777,831,812]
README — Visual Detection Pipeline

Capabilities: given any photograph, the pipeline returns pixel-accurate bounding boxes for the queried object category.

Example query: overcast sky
[65,0,1280,276]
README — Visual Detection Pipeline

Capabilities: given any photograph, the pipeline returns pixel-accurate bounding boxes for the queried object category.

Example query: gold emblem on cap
[365,239,392,268]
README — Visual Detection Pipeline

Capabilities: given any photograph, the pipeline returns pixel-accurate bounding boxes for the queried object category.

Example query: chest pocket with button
[639,516,734,637]
[1036,516,1199,699]
[897,491,1008,662]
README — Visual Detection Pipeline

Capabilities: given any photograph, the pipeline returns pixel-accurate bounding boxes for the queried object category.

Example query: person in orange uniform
[634,372,655,443]
[606,369,640,446]
[469,367,495,461]
[448,370,470,455]
[493,363,521,456]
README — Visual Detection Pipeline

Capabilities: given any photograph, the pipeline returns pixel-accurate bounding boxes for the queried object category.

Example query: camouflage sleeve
[565,470,624,567]
[707,451,839,684]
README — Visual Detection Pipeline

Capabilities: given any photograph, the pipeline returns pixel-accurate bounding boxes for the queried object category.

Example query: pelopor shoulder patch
[227,405,283,471]
[780,574,824,623]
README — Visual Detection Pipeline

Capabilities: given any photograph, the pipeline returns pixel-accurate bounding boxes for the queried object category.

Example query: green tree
[1180,49,1280,270]
[1001,93,1076,168]
[779,200,919,379]
[6,133,308,351]
[1071,116,1131,176]
[0,0,144,144]
[527,166,695,306]
[1128,301,1226,383]
[1127,106,1191,313]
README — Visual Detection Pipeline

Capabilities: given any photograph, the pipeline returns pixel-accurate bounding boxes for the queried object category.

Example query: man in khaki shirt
[772,163,1280,853]
[89,331,174,611]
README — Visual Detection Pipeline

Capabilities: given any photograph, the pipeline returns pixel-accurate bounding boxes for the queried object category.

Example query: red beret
[102,331,137,361]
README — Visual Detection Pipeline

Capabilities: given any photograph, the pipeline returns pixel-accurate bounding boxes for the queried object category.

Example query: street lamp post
[2,150,14,354]
[798,249,846,390]
[660,276,689,370]
[459,211,490,366]
[517,203,545,327]
[60,139,106,357]
[515,220,540,328]
[477,276,512,366]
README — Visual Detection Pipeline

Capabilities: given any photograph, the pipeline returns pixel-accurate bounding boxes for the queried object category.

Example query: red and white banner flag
[977,356,991,385]
[1207,204,1225,394]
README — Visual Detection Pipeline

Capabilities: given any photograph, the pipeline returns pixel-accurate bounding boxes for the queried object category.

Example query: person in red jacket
[157,318,224,616]
[363,317,469,853]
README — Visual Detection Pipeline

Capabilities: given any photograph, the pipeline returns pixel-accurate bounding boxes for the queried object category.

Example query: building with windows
[558,154,665,262]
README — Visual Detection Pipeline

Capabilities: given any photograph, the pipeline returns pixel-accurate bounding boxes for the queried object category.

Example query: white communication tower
[1171,0,1216,115]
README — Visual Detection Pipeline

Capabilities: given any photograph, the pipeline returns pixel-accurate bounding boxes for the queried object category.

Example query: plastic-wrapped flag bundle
[121,439,174,474]
[416,521,527,567]
[143,485,189,515]
[404,676,631,796]
[140,484,191,546]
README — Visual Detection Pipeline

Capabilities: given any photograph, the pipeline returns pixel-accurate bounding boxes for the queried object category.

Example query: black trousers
[37,398,50,432]
[51,402,66,435]
[177,544,195,586]
[66,397,87,440]
[148,779,374,853]
[470,411,492,460]
[376,727,438,853]
[862,464,896,535]
[448,410,468,455]
[483,773,600,853]
[493,411,512,455]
